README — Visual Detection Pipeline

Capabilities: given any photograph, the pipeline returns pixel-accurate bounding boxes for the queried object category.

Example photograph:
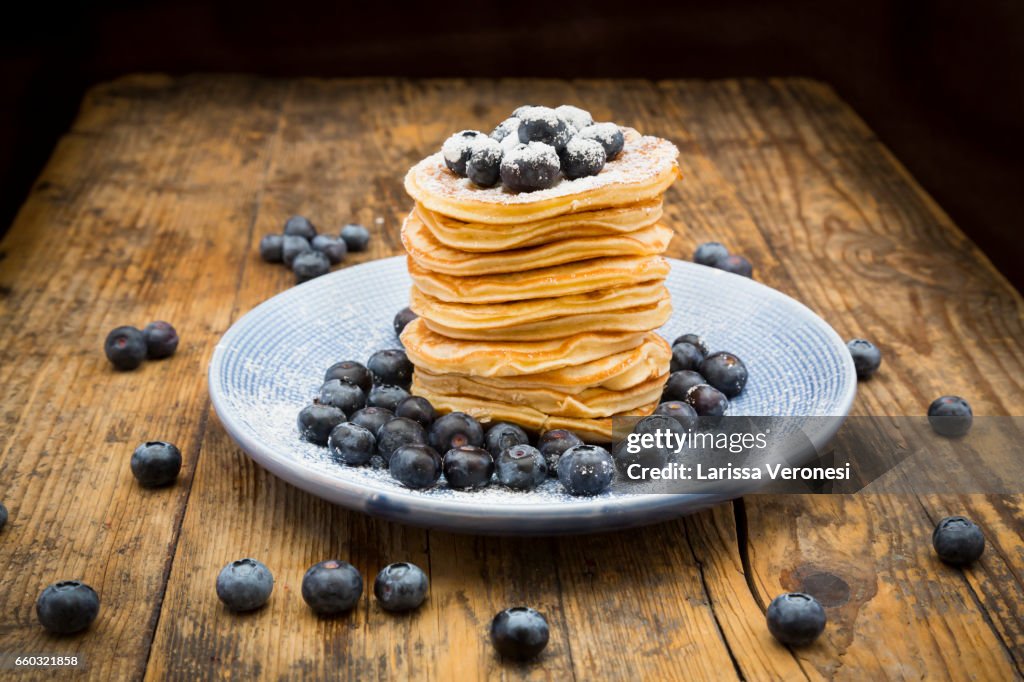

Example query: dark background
[2,0,1022,288]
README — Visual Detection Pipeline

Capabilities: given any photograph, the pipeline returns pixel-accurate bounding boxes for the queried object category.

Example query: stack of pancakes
[400,127,680,441]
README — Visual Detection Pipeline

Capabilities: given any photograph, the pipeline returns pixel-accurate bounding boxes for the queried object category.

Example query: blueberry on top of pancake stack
[401,105,680,442]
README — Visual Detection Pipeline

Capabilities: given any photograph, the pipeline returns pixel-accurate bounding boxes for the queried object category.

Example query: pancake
[405,128,680,224]
[413,371,667,418]
[407,255,670,304]
[421,295,672,341]
[410,382,660,443]
[402,209,673,276]
[413,333,671,393]
[416,199,663,253]
[410,281,667,330]
[400,318,645,377]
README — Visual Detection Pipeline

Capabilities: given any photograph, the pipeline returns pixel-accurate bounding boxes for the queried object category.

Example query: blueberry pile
[259,215,371,284]
[692,241,754,278]
[658,332,748,422]
[299,346,615,497]
[440,105,626,192]
[103,320,179,371]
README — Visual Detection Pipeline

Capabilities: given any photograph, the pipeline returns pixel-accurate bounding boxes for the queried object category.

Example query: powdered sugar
[555,104,594,132]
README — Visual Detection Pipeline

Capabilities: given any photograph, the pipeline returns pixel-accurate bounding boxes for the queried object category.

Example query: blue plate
[209,256,856,534]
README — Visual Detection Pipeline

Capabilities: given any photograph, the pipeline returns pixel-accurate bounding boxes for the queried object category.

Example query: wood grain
[0,75,1020,681]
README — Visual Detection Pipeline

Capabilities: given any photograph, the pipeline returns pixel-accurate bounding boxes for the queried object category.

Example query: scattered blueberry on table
[847,338,882,379]
[928,395,973,437]
[282,234,313,267]
[258,234,284,262]
[932,515,985,566]
[36,581,100,635]
[142,321,179,359]
[283,215,317,240]
[340,223,370,252]
[301,560,363,616]
[311,235,348,264]
[130,441,182,488]
[389,444,442,489]
[293,250,331,284]
[490,607,550,660]
[0,501,7,532]
[715,254,754,278]
[216,558,274,612]
[765,592,827,646]
[104,326,148,371]
[557,444,616,496]
[693,242,730,267]
[374,562,429,612]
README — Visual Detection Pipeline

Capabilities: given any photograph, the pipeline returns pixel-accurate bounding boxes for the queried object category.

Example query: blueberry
[847,339,882,379]
[699,352,748,398]
[663,370,706,402]
[466,137,503,187]
[495,444,547,490]
[693,241,729,266]
[216,558,274,612]
[500,142,561,192]
[394,307,418,338]
[340,223,370,252]
[293,250,331,283]
[349,406,394,435]
[714,254,753,278]
[298,404,346,446]
[554,105,594,132]
[511,104,537,118]
[283,215,316,239]
[442,130,486,176]
[130,441,182,487]
[577,123,624,160]
[537,429,583,474]
[259,234,284,262]
[311,234,348,264]
[932,515,985,566]
[367,384,410,412]
[395,395,436,428]
[672,333,710,356]
[654,401,698,429]
[389,444,442,489]
[319,379,366,414]
[328,422,376,465]
[766,593,826,646]
[36,581,100,634]
[324,360,372,392]
[367,349,413,389]
[301,560,363,616]
[0,502,7,532]
[376,417,427,463]
[442,445,494,490]
[670,342,704,372]
[557,444,615,496]
[282,234,313,267]
[616,415,684,470]
[516,106,573,150]
[374,562,429,612]
[685,384,729,417]
[104,326,147,370]
[490,607,550,660]
[490,117,520,141]
[560,137,606,179]
[484,422,530,457]
[429,412,484,452]
[928,395,973,437]
[142,321,179,359]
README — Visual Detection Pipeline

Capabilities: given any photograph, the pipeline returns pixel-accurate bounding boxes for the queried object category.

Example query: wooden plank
[0,75,285,679]
[660,78,1024,678]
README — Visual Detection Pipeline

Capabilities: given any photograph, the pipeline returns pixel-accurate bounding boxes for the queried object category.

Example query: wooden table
[1,76,1022,680]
